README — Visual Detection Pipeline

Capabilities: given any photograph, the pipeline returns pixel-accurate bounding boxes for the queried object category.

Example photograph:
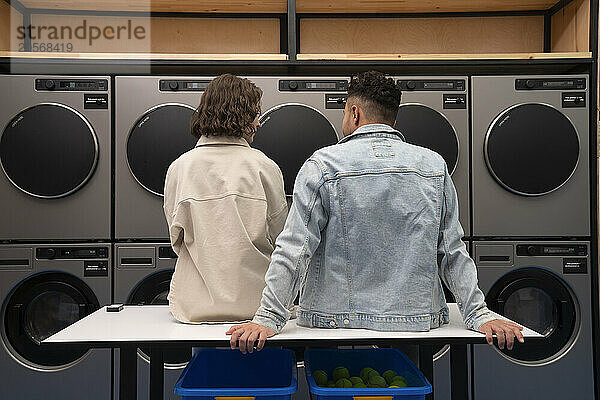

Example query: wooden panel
[20,0,286,13]
[0,51,287,60]
[300,17,545,54]
[29,14,280,53]
[297,52,592,60]
[0,2,23,51]
[297,0,557,13]
[551,0,590,52]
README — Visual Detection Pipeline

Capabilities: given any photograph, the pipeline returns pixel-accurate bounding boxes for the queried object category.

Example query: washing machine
[250,77,347,196]
[113,243,191,400]
[472,75,589,237]
[393,77,470,236]
[472,241,594,399]
[0,243,111,399]
[0,75,111,240]
[115,76,210,240]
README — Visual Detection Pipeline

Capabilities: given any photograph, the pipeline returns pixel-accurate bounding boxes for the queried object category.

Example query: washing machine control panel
[36,246,109,259]
[160,80,210,91]
[279,80,348,92]
[397,79,465,91]
[36,79,108,91]
[515,78,586,90]
[516,244,588,257]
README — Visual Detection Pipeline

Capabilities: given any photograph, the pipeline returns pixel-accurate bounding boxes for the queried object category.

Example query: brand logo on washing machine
[11,115,24,128]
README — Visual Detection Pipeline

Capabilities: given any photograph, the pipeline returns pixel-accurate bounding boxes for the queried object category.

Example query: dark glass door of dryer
[0,103,98,198]
[3,272,99,368]
[486,268,576,363]
[128,268,191,366]
[394,105,459,174]
[127,104,197,196]
[484,103,579,196]
[253,104,338,194]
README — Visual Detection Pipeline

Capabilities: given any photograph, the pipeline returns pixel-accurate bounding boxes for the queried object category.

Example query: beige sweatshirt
[163,135,287,323]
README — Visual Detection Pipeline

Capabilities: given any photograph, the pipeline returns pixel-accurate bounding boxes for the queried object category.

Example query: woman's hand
[478,319,525,350]
[226,322,276,354]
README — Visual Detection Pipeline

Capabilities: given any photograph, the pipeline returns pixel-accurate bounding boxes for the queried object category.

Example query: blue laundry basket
[175,348,298,400]
[304,348,432,400]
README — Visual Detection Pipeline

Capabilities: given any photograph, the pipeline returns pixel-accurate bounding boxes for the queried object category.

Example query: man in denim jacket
[228,71,524,353]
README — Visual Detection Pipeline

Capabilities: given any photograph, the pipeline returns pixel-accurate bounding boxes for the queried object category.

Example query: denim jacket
[253,123,495,333]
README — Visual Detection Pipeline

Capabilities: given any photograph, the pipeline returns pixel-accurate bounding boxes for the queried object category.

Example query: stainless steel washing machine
[113,243,190,400]
[473,241,594,399]
[472,75,589,237]
[393,77,470,236]
[0,75,111,240]
[115,76,210,240]
[250,77,347,196]
[0,243,111,399]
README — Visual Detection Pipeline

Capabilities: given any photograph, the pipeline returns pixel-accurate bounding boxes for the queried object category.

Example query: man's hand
[226,322,276,354]
[479,319,524,350]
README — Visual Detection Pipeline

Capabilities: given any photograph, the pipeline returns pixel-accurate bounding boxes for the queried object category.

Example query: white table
[44,303,542,400]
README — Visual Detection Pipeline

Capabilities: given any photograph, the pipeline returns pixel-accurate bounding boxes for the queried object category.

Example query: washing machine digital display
[254,104,338,195]
[0,103,98,199]
[484,103,579,196]
[393,104,460,174]
[127,103,197,196]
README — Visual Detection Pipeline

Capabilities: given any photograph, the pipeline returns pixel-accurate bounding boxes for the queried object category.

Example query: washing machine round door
[127,103,197,196]
[128,269,191,367]
[0,103,98,198]
[484,103,579,196]
[254,104,339,195]
[1,272,99,369]
[486,267,577,364]
[394,104,459,174]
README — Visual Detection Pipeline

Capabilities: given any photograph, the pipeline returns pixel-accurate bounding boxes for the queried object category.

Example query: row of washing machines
[0,74,594,399]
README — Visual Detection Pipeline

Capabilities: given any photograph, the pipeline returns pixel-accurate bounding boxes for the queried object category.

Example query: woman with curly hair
[163,74,287,323]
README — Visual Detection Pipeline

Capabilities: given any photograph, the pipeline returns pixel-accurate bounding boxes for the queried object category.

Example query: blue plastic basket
[304,348,432,400]
[174,348,298,400]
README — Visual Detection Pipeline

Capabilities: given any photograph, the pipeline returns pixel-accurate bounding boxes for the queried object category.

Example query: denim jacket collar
[196,135,250,148]
[338,123,405,144]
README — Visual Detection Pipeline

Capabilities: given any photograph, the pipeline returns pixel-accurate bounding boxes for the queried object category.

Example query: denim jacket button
[329,320,336,327]
[343,318,350,325]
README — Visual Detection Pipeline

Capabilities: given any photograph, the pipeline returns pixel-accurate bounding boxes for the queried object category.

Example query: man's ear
[352,104,360,124]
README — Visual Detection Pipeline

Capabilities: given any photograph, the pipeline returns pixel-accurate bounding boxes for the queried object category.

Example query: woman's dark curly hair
[347,71,402,124]
[191,74,262,139]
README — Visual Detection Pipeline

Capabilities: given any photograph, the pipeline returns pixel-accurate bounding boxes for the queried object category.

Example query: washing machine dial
[526,245,537,256]
[168,81,179,91]
[288,81,298,90]
[525,79,535,89]
[44,80,55,90]
[406,81,417,90]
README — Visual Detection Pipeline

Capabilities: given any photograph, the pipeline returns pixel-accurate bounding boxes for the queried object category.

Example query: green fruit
[368,375,387,388]
[349,377,364,385]
[332,367,350,382]
[313,370,328,386]
[392,381,407,388]
[382,370,398,384]
[366,370,380,383]
[391,375,407,385]
[353,383,367,388]
[335,378,353,388]
[360,367,375,381]
[327,380,336,388]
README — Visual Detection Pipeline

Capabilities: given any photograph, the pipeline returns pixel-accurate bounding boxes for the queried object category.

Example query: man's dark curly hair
[191,74,262,139]
[347,71,401,124]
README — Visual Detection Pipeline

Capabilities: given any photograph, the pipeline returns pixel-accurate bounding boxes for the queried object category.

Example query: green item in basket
[327,381,336,388]
[349,377,364,385]
[354,383,367,388]
[368,375,387,388]
[360,367,375,381]
[332,367,350,382]
[366,370,380,381]
[313,370,328,386]
[382,370,398,384]
[390,381,408,388]
[391,375,407,385]
[335,378,353,388]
